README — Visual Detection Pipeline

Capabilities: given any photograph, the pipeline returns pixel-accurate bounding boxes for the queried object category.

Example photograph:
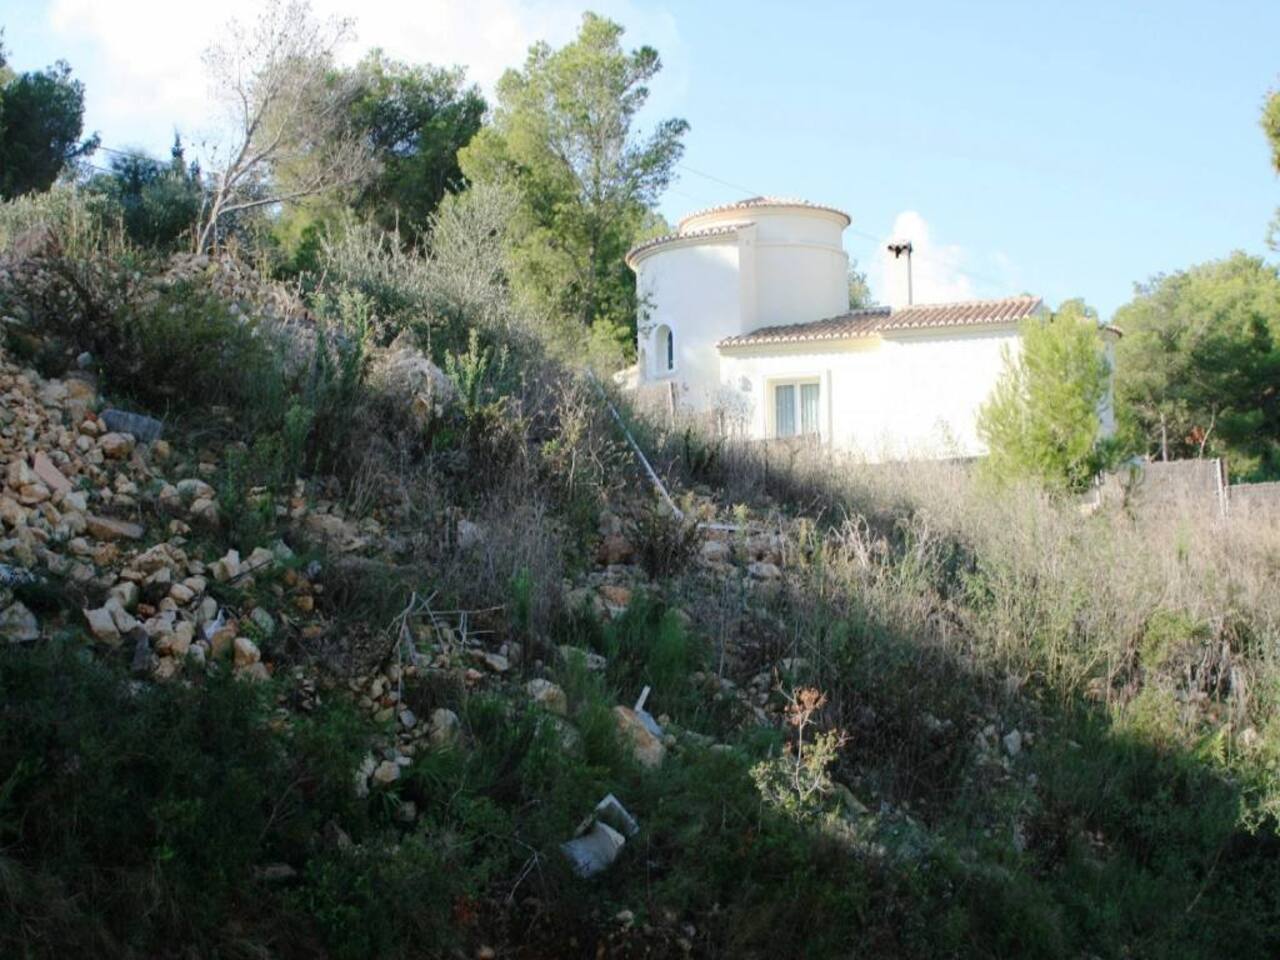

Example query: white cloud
[43,0,685,156]
[873,210,975,308]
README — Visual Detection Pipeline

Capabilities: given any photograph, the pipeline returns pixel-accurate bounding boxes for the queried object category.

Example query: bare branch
[196,0,373,253]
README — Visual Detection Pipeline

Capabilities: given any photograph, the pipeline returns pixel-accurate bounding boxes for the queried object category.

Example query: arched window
[655,324,674,375]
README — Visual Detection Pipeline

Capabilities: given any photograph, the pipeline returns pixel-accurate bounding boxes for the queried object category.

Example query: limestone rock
[98,432,136,459]
[428,707,461,747]
[613,705,666,768]
[0,601,39,642]
[84,605,120,643]
[1003,730,1023,757]
[598,584,633,608]
[372,760,401,787]
[559,645,607,672]
[32,452,72,496]
[108,580,140,610]
[175,478,216,502]
[747,561,782,580]
[527,678,568,716]
[86,515,144,541]
[209,625,237,660]
[233,636,261,667]
[237,662,271,683]
[700,539,731,564]
[597,533,634,566]
[210,549,241,582]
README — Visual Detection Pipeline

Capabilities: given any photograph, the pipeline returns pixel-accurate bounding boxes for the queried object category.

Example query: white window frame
[769,377,821,439]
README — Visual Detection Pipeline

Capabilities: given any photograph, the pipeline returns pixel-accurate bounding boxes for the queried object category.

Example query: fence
[1112,458,1280,518]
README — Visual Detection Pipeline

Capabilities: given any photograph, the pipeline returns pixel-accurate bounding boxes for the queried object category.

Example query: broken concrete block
[591,793,639,838]
[101,409,164,443]
[561,820,626,878]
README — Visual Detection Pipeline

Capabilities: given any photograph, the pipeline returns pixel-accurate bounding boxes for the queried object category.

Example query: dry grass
[645,413,1280,781]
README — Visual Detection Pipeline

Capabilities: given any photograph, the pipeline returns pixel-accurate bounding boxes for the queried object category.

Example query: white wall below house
[718,326,1021,460]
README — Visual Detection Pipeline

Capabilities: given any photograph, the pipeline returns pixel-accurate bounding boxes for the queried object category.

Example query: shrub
[750,688,847,822]
[627,501,702,580]
[0,641,372,957]
[977,301,1117,492]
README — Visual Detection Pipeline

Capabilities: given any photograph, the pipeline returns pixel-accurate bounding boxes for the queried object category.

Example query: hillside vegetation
[0,181,1278,960]
[0,5,1279,956]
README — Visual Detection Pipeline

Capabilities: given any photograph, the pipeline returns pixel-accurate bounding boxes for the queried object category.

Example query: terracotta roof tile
[677,196,851,230]
[717,295,1043,348]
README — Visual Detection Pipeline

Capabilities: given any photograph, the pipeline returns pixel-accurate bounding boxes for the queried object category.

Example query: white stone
[526,678,568,716]
[428,708,461,747]
[0,601,39,642]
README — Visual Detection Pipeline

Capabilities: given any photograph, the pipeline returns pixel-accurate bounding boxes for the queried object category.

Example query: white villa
[624,196,1085,460]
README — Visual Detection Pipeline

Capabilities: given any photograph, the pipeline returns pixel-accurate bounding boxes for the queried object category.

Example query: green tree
[1114,253,1280,478]
[347,50,486,236]
[0,30,12,85]
[848,258,874,309]
[1264,85,1280,249]
[87,135,204,250]
[458,12,688,351]
[0,55,99,199]
[977,299,1115,492]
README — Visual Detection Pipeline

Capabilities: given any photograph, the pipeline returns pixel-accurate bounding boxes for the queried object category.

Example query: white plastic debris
[561,793,641,878]
[202,608,226,641]
[633,686,663,738]
[592,793,639,838]
[561,821,627,878]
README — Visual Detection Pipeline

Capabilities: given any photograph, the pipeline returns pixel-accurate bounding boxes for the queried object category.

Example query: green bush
[0,641,371,957]
[626,501,702,580]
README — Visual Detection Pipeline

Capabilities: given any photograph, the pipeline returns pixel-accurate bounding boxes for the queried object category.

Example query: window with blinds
[773,380,820,438]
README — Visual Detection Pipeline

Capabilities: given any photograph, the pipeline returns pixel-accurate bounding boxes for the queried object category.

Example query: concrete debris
[561,793,641,877]
[561,821,627,879]
[101,409,164,443]
[591,793,640,838]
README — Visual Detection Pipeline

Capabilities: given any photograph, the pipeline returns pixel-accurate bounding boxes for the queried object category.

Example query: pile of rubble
[0,351,360,686]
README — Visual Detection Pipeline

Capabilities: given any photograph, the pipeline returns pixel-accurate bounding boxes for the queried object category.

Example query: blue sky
[4,0,1279,318]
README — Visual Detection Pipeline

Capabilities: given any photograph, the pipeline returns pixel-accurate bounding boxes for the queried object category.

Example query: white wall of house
[631,202,849,406]
[634,235,742,405]
[718,325,1022,460]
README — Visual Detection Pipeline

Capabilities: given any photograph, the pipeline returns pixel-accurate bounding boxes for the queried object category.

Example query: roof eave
[624,225,742,270]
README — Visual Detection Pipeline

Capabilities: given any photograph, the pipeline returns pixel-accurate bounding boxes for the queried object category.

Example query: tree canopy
[345,51,486,237]
[848,259,874,309]
[1114,252,1280,478]
[458,12,688,350]
[87,136,203,251]
[0,54,98,200]
[196,0,373,253]
[977,299,1115,492]
[1264,86,1280,249]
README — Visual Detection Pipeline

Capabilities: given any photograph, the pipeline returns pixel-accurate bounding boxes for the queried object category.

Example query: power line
[675,163,760,198]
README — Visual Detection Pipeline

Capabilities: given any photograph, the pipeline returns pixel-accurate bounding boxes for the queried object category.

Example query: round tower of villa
[625,197,849,403]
